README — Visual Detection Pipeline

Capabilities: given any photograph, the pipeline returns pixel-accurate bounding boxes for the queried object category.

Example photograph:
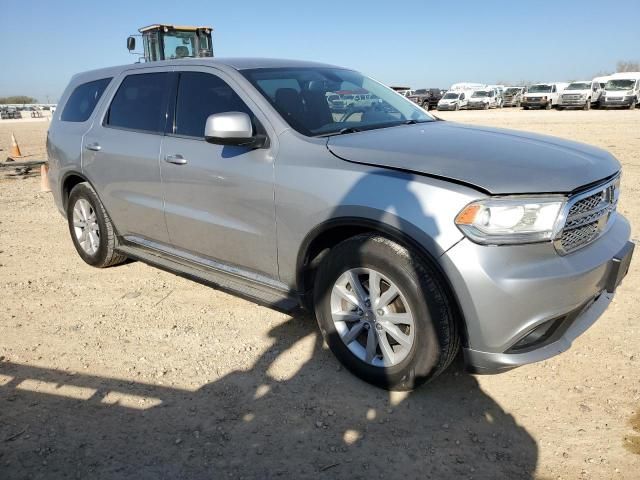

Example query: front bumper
[439,214,632,373]
[522,98,549,107]
[467,102,489,109]
[437,104,458,111]
[602,96,635,107]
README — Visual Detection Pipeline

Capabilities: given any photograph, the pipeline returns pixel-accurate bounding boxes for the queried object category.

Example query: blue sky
[2,0,639,102]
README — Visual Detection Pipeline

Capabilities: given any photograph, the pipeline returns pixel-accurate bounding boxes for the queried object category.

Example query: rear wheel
[67,182,126,268]
[313,234,459,390]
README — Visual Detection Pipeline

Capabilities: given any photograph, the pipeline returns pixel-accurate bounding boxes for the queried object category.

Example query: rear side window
[105,72,171,133]
[174,72,253,138]
[61,78,111,122]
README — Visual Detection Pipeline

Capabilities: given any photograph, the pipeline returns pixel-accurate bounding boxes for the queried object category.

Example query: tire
[629,99,637,110]
[483,103,489,110]
[313,234,459,391]
[67,182,126,268]
[583,99,591,111]
[454,103,460,111]
[556,106,564,111]
[523,106,529,110]
[422,102,430,111]
[545,101,552,110]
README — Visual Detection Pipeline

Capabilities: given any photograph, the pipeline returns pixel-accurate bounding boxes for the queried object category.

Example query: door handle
[165,154,188,165]
[85,142,101,152]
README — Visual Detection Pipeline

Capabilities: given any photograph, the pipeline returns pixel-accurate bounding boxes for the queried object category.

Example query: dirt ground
[1,109,639,479]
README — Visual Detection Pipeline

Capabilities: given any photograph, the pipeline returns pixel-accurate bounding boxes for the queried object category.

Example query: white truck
[522,82,569,110]
[557,80,603,110]
[601,72,640,109]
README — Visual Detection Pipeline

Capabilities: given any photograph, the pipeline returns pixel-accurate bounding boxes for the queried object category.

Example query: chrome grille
[555,177,620,254]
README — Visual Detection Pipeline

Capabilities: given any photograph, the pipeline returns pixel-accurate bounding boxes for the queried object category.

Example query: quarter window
[174,72,253,138]
[60,78,112,122]
[105,73,171,133]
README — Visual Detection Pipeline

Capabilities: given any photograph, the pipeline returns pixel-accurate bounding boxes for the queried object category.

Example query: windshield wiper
[338,127,360,134]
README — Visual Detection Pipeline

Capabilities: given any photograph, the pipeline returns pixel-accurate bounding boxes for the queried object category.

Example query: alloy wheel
[72,198,100,255]
[330,268,415,367]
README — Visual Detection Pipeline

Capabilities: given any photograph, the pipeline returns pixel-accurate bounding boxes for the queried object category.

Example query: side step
[115,245,301,313]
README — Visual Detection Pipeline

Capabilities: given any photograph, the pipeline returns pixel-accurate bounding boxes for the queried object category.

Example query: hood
[326,122,619,194]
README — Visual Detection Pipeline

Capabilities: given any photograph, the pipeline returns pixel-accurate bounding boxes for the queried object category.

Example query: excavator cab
[127,24,213,62]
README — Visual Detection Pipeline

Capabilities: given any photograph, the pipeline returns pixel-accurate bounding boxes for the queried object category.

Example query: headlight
[455,197,565,245]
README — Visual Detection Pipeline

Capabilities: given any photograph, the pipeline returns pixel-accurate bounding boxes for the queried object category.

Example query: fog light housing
[507,317,562,353]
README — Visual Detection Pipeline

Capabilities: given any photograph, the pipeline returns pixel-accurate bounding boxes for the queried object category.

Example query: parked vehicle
[437,91,469,111]
[0,106,22,119]
[601,73,640,109]
[467,89,499,109]
[48,58,633,390]
[407,88,443,110]
[488,85,505,107]
[522,83,569,109]
[557,80,602,110]
[502,87,526,107]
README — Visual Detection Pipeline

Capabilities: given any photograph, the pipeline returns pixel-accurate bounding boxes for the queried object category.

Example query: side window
[552,85,557,93]
[105,72,171,133]
[174,72,253,138]
[460,93,465,100]
[61,78,112,122]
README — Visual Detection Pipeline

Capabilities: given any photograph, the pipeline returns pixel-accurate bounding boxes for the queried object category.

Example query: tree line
[0,96,39,104]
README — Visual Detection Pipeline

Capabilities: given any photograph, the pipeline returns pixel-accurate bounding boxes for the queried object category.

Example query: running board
[115,244,301,313]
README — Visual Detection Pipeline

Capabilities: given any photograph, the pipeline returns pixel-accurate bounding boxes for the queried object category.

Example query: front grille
[555,177,620,254]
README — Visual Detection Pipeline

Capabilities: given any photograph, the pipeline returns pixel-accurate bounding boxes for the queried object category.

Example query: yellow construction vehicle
[127,24,213,62]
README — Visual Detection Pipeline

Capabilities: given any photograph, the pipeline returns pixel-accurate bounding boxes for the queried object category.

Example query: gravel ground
[0,109,639,479]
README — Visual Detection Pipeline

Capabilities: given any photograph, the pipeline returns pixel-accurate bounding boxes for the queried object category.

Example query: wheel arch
[60,170,92,212]
[296,217,469,347]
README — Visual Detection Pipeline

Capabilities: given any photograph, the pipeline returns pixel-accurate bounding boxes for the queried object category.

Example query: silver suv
[47,58,633,390]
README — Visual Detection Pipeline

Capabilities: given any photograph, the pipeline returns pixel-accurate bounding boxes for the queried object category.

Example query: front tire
[313,234,459,390]
[545,101,552,110]
[67,182,126,268]
[583,99,591,111]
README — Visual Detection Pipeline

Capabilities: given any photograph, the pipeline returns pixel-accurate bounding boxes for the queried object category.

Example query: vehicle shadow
[0,315,537,479]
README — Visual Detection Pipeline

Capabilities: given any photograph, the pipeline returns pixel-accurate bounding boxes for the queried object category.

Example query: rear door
[83,68,173,244]
[159,67,278,278]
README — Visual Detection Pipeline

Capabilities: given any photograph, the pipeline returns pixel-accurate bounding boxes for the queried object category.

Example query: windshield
[472,91,489,98]
[504,88,521,94]
[528,84,552,93]
[443,93,459,99]
[606,79,636,91]
[567,82,591,90]
[413,89,428,94]
[162,31,197,59]
[242,67,434,137]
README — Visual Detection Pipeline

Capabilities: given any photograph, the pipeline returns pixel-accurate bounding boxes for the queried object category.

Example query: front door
[159,68,278,278]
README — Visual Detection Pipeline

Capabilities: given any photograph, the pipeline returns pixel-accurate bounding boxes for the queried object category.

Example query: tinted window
[174,72,253,138]
[106,73,171,133]
[61,78,111,122]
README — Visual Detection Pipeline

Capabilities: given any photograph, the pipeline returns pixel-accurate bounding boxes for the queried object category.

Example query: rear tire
[67,182,126,268]
[313,234,459,391]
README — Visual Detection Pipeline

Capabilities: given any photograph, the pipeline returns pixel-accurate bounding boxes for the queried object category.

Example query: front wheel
[422,102,430,111]
[583,99,591,111]
[629,99,637,110]
[67,182,127,268]
[545,101,552,110]
[454,103,460,111]
[313,234,459,390]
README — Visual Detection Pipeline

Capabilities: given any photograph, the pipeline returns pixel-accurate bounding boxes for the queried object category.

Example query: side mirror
[127,36,136,51]
[204,112,266,148]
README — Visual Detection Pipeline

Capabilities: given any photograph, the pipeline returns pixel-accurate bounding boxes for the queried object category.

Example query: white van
[522,83,569,110]
[437,90,470,110]
[467,89,500,109]
[601,72,640,109]
[557,80,603,110]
